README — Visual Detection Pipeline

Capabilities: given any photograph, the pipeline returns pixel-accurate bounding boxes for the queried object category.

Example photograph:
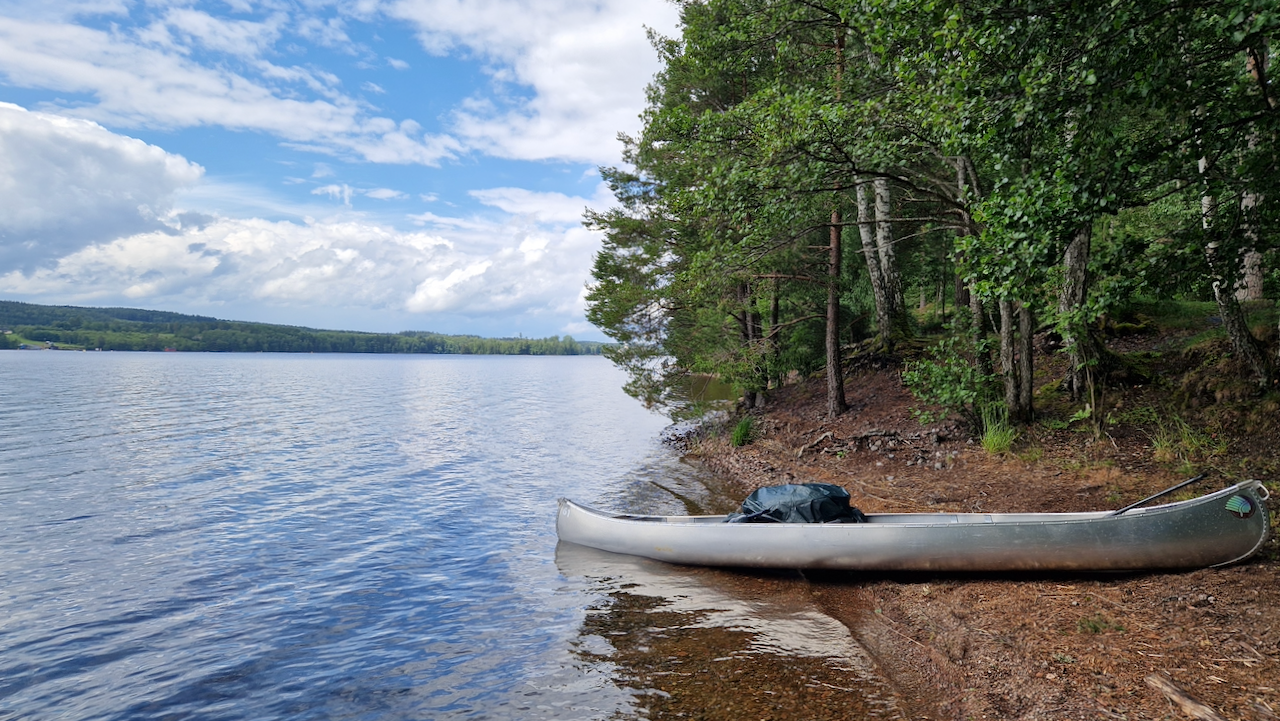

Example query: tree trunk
[857,180,892,345]
[1017,302,1034,422]
[874,178,906,347]
[769,277,780,388]
[999,299,1019,415]
[1236,178,1263,303]
[1210,274,1271,383]
[1237,249,1263,301]
[1239,39,1272,304]
[739,283,764,409]
[1202,181,1270,384]
[971,288,992,377]
[1058,224,1096,401]
[827,209,848,417]
[750,307,764,408]
[957,159,991,378]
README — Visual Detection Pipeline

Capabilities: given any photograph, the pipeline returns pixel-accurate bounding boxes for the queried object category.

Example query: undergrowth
[1148,414,1227,468]
[980,404,1017,455]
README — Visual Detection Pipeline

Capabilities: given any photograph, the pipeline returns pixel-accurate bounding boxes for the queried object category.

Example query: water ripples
[0,352,687,720]
[0,351,900,720]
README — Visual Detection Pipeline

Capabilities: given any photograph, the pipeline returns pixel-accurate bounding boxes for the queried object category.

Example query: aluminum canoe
[556,480,1271,572]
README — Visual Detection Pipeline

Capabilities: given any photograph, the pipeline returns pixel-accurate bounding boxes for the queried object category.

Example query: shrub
[902,333,998,430]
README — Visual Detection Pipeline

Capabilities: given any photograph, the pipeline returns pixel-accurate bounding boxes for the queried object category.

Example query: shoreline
[680,367,1279,719]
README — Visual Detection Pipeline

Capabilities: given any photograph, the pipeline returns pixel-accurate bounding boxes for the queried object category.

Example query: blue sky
[0,0,680,339]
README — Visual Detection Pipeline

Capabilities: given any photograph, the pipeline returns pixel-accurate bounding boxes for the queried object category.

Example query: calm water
[0,352,899,720]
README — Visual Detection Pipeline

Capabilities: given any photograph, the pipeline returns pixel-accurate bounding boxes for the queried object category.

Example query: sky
[0,0,680,339]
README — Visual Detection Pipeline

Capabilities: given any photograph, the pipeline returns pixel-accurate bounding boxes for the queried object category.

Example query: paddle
[1107,473,1208,517]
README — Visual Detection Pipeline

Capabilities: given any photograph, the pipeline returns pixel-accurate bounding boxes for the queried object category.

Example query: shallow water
[0,351,896,720]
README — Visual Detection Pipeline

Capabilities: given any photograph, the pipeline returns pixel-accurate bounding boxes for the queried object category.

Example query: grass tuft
[1148,414,1226,465]
[731,416,755,447]
[1077,614,1125,634]
[980,404,1017,455]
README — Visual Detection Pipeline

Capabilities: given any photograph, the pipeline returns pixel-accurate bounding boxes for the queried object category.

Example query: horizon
[0,298,607,342]
[0,2,681,343]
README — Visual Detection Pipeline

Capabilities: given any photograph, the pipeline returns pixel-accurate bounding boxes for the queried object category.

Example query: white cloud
[0,0,128,22]
[0,15,460,165]
[295,16,354,51]
[0,102,203,271]
[470,183,612,224]
[0,107,613,334]
[310,184,407,203]
[151,9,285,58]
[0,212,605,329]
[386,0,680,164]
[560,320,597,337]
[405,259,491,312]
[312,183,354,205]
[0,1,678,166]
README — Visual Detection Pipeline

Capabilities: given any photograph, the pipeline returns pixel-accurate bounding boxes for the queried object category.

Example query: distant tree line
[0,301,605,356]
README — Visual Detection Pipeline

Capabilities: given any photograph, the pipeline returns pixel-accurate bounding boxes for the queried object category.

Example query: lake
[0,352,901,720]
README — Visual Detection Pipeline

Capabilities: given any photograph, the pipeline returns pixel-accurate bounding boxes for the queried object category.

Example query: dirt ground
[685,342,1280,720]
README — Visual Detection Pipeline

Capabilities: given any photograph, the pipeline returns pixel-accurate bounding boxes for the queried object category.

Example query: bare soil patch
[686,338,1280,720]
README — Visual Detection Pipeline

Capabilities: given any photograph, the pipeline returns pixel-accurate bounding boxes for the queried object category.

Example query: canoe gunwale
[562,479,1266,528]
[556,480,1271,572]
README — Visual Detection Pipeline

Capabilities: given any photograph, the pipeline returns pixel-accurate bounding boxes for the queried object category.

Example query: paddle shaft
[1108,473,1207,517]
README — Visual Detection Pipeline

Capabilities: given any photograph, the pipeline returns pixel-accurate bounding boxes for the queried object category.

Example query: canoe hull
[556,480,1271,572]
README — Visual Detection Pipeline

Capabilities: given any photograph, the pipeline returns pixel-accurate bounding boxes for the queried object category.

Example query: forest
[0,301,603,356]
[587,0,1280,425]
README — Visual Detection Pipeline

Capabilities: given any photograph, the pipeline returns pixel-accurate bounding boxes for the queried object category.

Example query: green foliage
[980,404,1018,455]
[1109,405,1160,427]
[0,301,604,356]
[1148,415,1227,465]
[731,416,755,447]
[584,0,1280,417]
[902,333,998,429]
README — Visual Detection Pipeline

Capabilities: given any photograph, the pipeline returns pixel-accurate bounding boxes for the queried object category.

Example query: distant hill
[0,301,606,355]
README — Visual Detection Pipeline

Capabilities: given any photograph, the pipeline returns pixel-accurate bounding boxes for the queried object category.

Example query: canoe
[556,479,1272,572]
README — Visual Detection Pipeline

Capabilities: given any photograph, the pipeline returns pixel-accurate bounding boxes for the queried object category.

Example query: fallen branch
[796,431,834,457]
[1144,674,1225,721]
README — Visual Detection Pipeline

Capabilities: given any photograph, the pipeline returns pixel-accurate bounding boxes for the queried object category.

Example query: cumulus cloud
[0,107,611,330]
[0,14,460,165]
[0,102,203,271]
[0,213,604,326]
[385,0,680,164]
[0,1,676,166]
